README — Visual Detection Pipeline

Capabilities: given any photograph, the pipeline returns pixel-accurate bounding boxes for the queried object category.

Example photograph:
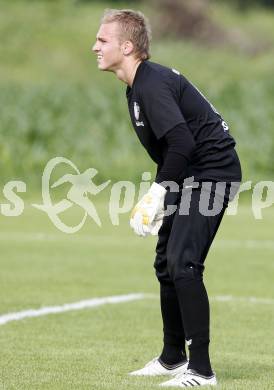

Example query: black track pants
[154,187,226,354]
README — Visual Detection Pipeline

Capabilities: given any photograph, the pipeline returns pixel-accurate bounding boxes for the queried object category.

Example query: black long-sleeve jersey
[126,60,241,184]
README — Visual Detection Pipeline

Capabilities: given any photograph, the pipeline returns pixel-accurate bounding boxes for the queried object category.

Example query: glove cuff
[149,182,167,200]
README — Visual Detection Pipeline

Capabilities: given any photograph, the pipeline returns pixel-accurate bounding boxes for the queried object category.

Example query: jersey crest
[134,102,140,120]
[133,101,144,127]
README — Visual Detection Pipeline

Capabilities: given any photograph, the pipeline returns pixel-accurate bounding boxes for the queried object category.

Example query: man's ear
[122,40,134,56]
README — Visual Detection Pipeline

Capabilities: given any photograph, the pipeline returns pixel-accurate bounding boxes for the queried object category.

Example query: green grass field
[0,198,273,389]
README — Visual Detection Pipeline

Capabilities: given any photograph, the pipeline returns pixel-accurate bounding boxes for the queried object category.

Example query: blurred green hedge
[223,0,274,9]
[0,0,274,188]
[76,0,274,7]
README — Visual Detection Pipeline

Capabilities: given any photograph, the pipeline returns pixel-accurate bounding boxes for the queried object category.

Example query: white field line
[0,293,273,327]
[0,293,145,326]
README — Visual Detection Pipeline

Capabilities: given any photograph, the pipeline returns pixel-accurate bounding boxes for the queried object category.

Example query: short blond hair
[101,9,152,61]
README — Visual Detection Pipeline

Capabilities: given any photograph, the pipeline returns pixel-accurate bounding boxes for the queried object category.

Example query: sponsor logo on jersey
[135,121,144,127]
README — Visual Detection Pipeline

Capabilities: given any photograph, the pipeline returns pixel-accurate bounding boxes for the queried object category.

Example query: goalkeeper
[93,8,241,388]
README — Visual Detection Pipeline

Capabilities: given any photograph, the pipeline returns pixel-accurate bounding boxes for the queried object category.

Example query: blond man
[92,9,241,388]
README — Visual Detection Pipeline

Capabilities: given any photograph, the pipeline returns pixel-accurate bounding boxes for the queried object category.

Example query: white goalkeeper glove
[130,182,167,237]
[148,210,165,235]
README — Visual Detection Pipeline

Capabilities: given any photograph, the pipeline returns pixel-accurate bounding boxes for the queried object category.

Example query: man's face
[92,22,124,72]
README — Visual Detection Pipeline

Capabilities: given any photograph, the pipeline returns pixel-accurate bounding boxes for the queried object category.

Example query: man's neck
[115,59,142,87]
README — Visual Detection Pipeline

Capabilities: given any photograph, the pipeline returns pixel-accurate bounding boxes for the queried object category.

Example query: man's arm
[130,123,196,237]
[155,123,196,185]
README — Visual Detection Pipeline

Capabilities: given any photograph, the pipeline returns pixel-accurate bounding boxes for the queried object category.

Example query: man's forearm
[155,123,196,185]
[155,152,189,184]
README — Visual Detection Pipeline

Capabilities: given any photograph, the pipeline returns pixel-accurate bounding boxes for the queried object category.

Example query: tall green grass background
[0,0,274,188]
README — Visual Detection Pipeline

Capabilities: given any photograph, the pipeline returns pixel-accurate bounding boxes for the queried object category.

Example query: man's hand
[130,182,166,237]
[147,210,165,236]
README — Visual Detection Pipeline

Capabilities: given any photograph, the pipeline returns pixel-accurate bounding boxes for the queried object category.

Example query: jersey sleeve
[139,75,185,140]
[155,123,196,184]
